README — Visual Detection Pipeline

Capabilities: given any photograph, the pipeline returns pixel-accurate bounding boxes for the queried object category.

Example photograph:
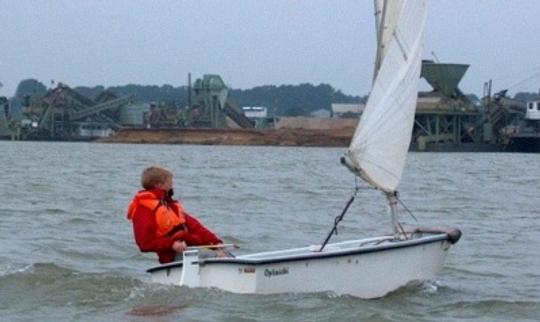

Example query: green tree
[15,79,47,100]
[66,81,362,116]
[514,92,539,102]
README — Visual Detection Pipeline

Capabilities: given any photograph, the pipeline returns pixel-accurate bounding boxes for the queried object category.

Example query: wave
[0,262,224,320]
[440,298,540,308]
[0,263,149,308]
[61,217,98,225]
[430,298,540,320]
[382,280,445,299]
[0,263,33,276]
[444,266,507,278]
[45,208,67,214]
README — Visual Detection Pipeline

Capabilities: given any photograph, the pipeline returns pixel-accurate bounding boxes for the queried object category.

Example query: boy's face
[157,176,173,191]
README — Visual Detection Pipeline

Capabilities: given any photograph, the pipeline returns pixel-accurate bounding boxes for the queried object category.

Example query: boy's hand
[215,249,228,258]
[172,241,187,253]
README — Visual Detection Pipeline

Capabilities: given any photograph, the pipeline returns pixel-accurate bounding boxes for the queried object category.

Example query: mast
[386,192,399,235]
[373,0,388,83]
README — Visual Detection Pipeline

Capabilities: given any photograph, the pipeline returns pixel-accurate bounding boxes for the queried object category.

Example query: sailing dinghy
[147,0,461,299]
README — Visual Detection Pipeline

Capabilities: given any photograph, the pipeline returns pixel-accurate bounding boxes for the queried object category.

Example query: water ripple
[1,142,539,321]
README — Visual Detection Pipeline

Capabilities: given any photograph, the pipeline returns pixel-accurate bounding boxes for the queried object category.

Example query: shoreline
[3,128,507,152]
[99,128,354,147]
[99,128,505,152]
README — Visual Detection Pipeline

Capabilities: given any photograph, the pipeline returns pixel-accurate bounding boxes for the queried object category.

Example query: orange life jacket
[127,190,187,237]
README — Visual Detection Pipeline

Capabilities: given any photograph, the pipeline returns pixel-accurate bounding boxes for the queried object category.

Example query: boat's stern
[146,250,258,292]
[147,261,184,285]
[146,249,206,287]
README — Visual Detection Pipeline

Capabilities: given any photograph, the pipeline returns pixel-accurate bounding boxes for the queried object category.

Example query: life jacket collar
[127,189,187,237]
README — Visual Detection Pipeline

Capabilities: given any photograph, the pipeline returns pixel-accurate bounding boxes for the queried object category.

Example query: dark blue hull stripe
[147,234,450,273]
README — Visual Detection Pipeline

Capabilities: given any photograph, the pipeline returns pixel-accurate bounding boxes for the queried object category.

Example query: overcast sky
[1,0,539,98]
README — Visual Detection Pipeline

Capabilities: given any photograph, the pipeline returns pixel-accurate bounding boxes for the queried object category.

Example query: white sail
[344,0,426,193]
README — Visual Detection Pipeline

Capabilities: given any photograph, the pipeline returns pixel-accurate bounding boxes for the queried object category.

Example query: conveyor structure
[17,83,132,140]
[413,61,484,150]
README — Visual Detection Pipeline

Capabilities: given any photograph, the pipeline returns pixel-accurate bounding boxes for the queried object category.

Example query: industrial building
[413,61,484,150]
[242,106,276,128]
[0,66,529,150]
[179,74,254,129]
[142,74,256,129]
[331,103,365,118]
[0,83,133,140]
[329,61,527,151]
[0,74,258,140]
[0,96,12,139]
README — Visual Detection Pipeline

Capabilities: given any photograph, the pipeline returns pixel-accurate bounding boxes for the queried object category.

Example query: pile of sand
[101,127,354,147]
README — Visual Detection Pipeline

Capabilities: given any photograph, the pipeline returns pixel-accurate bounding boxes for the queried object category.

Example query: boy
[127,165,225,263]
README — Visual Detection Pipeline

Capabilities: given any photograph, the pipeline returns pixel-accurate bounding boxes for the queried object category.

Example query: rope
[397,222,408,239]
[319,179,361,252]
[507,68,540,92]
[317,177,420,251]
[394,192,418,222]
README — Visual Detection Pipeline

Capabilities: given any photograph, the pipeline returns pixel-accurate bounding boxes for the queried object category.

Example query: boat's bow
[410,227,462,244]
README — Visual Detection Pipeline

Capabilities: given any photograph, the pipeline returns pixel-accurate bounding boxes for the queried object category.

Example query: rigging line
[490,66,540,87]
[394,193,418,222]
[397,222,408,240]
[507,69,540,91]
[318,177,361,252]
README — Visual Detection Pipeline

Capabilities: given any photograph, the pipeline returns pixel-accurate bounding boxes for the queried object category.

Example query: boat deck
[147,232,450,272]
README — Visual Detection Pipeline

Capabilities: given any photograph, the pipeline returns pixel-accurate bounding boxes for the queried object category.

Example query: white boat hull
[147,231,459,299]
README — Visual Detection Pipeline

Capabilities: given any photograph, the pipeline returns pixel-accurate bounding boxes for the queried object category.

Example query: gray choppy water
[0,141,539,321]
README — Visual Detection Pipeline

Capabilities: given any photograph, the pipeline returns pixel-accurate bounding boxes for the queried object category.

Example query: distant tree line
[74,82,363,116]
[230,84,364,116]
[13,79,363,116]
[11,78,539,117]
[514,91,539,102]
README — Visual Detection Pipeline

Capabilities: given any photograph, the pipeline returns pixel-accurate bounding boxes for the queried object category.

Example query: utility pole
[187,73,192,108]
